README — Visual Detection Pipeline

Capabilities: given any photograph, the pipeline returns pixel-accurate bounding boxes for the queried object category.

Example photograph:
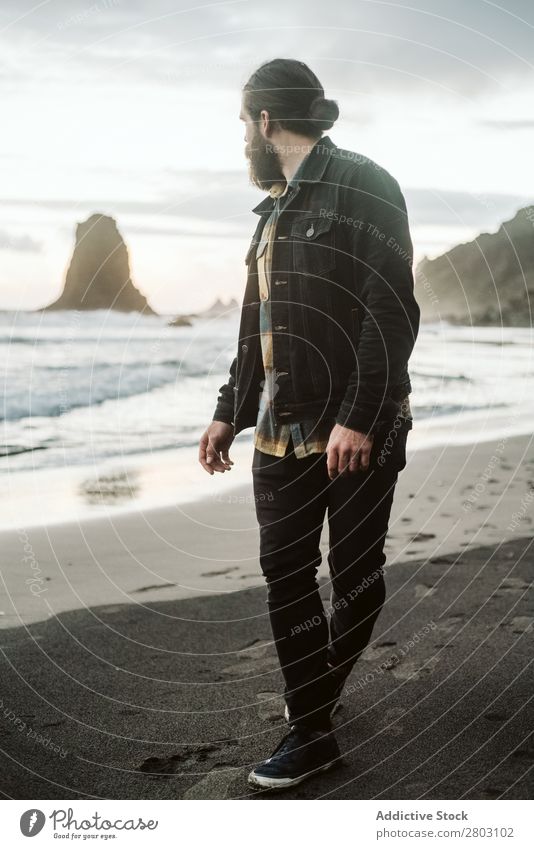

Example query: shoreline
[2,406,533,533]
[1,430,533,632]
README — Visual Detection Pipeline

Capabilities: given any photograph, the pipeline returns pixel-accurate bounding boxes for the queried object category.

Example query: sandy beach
[0,430,532,799]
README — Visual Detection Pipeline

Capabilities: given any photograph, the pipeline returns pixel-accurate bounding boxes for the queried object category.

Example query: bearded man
[199,58,420,790]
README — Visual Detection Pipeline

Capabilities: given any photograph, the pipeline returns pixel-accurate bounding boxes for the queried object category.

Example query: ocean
[1,309,238,470]
[1,309,532,528]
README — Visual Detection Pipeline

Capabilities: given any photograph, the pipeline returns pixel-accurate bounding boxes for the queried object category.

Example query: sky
[1,0,533,314]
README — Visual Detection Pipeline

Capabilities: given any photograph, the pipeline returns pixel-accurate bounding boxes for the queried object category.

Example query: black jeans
[251,426,408,729]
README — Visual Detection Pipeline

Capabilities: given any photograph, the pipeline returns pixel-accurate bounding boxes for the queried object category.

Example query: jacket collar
[251,135,337,215]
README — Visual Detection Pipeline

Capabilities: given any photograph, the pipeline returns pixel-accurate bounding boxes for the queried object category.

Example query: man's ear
[259,109,273,138]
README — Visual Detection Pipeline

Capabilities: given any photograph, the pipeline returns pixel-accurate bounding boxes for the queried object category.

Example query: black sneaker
[248,725,341,790]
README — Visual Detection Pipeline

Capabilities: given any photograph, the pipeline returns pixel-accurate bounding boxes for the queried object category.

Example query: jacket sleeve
[212,355,237,426]
[335,164,420,434]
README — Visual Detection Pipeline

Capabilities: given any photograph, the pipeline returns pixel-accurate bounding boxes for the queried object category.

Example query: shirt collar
[252,135,337,215]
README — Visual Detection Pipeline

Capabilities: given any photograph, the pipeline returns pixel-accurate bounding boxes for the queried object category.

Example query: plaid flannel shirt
[253,158,337,458]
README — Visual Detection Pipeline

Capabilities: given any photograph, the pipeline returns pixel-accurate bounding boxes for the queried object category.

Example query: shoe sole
[247,759,339,790]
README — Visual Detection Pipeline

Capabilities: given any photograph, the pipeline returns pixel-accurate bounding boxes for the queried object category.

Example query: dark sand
[0,532,532,800]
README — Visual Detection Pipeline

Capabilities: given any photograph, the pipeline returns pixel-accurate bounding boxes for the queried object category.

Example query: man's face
[240,102,285,191]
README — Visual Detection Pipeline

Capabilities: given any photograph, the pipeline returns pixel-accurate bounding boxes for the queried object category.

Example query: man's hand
[326,424,374,480]
[199,421,235,475]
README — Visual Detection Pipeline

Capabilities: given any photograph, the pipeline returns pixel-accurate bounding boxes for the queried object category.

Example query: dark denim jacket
[213,136,420,436]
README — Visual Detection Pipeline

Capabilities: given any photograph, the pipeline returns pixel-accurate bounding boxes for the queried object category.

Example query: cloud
[0,229,41,252]
[479,118,534,130]
[403,188,531,227]
[0,184,528,238]
[2,0,533,97]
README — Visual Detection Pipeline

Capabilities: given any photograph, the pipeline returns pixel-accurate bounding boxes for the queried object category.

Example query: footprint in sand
[500,616,533,634]
[435,615,465,635]
[403,781,431,796]
[512,741,534,758]
[380,654,402,671]
[362,643,397,662]
[134,583,176,593]
[256,691,286,723]
[484,712,510,723]
[182,766,241,799]
[390,655,440,681]
[381,706,405,736]
[138,740,239,778]
[221,639,277,676]
[201,567,239,577]
[479,786,507,799]
[413,583,437,600]
[498,577,531,594]
[409,532,436,542]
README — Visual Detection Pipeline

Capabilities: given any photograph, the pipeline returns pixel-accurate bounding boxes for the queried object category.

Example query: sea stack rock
[45,213,155,313]
[416,206,534,326]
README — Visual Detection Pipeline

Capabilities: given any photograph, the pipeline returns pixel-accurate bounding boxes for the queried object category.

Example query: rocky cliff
[45,214,155,313]
[168,297,238,326]
[415,206,534,326]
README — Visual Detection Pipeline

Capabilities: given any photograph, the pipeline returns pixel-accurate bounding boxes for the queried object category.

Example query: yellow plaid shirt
[253,182,336,458]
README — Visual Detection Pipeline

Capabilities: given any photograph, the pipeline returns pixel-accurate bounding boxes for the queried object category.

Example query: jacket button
[306,225,315,237]
[241,344,248,352]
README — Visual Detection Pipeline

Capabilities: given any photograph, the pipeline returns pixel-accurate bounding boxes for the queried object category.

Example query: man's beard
[245,126,286,192]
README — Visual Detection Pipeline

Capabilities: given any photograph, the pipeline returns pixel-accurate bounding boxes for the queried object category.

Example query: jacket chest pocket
[291,215,336,277]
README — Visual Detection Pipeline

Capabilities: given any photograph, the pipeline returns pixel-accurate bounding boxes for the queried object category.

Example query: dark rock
[198,297,238,319]
[167,315,193,327]
[416,205,534,326]
[168,297,238,327]
[44,213,155,313]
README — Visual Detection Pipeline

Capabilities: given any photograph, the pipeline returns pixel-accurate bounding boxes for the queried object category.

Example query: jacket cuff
[212,403,234,426]
[335,408,377,435]
[335,392,380,435]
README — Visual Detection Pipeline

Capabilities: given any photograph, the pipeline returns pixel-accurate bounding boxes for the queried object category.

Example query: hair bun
[308,95,339,129]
